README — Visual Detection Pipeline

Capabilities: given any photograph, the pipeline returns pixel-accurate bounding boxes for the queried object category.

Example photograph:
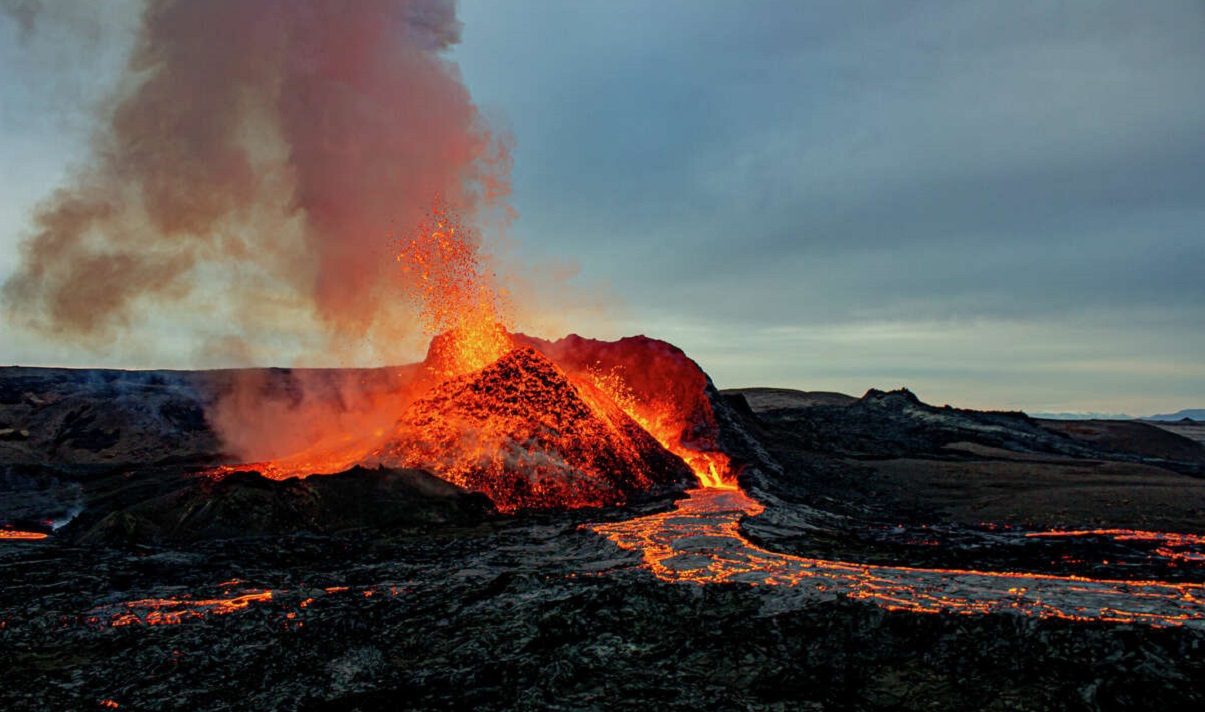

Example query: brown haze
[2,0,512,364]
[1,0,529,461]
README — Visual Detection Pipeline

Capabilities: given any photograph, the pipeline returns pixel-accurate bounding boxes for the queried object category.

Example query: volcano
[207,332,729,513]
[368,347,695,511]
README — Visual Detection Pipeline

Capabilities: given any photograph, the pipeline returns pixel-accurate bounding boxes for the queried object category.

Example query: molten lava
[0,529,48,541]
[518,334,734,489]
[102,591,273,627]
[592,489,1205,629]
[367,347,693,511]
[1026,529,1205,564]
[89,582,410,629]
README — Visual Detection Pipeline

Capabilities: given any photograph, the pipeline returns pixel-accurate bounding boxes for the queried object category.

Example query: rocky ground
[2,367,1205,710]
[729,387,1205,572]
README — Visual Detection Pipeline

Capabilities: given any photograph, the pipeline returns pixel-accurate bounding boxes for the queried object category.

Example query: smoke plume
[2,0,511,364]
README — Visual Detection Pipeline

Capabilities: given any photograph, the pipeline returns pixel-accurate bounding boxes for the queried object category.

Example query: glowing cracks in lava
[101,592,274,627]
[1026,529,1205,564]
[87,583,413,628]
[591,489,1205,629]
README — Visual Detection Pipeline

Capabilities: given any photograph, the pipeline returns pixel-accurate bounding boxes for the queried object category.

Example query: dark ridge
[68,466,496,545]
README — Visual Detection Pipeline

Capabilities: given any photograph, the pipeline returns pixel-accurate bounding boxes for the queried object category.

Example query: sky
[2,0,1203,415]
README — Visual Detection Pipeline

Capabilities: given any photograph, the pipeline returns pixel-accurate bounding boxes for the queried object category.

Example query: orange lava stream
[1026,528,1205,563]
[0,530,48,541]
[583,362,732,489]
[591,489,1205,628]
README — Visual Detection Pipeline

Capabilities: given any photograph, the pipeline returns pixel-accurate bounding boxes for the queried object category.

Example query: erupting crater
[208,332,733,512]
[207,199,734,510]
[367,346,694,511]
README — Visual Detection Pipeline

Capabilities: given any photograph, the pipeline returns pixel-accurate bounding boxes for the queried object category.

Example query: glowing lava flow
[88,583,413,628]
[1026,529,1205,564]
[98,591,274,627]
[584,363,732,489]
[591,489,1205,628]
[0,530,48,541]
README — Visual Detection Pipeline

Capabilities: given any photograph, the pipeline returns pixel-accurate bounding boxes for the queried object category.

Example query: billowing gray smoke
[2,0,511,363]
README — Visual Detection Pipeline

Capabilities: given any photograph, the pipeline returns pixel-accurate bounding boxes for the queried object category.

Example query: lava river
[590,488,1205,629]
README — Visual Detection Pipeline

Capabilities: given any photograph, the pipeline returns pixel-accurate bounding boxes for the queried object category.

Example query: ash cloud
[2,0,511,363]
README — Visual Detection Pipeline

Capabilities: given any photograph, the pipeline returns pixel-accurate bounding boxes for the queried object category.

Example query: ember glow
[592,489,1205,628]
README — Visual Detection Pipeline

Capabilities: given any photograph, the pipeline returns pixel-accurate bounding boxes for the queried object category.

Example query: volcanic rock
[1037,418,1205,465]
[0,366,222,466]
[724,384,1205,574]
[71,466,494,545]
[369,347,695,512]
[8,359,1205,710]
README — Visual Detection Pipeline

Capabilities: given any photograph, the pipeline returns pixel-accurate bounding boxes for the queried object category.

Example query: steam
[2,0,512,365]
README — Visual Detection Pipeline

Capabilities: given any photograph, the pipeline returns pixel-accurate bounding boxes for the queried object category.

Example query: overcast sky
[2,1,1203,414]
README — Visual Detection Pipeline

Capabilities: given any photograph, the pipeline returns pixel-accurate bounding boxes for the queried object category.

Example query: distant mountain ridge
[1146,409,1205,422]
[1029,411,1136,421]
[718,386,1200,423]
[1026,409,1202,422]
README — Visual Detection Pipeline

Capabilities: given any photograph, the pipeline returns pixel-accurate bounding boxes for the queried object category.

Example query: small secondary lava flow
[0,529,48,541]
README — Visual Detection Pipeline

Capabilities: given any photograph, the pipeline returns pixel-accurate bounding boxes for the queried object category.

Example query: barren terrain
[3,368,1205,710]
